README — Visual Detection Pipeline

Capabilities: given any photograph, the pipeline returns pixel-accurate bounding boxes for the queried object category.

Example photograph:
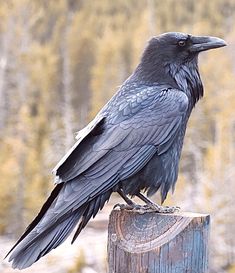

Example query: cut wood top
[109,209,210,253]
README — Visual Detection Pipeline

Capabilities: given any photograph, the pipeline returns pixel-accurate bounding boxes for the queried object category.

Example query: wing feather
[54,86,188,186]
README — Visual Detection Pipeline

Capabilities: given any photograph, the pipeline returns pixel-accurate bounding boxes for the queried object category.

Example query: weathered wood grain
[108,209,210,273]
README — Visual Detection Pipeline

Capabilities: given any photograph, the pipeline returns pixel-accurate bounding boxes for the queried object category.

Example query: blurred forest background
[0,0,235,272]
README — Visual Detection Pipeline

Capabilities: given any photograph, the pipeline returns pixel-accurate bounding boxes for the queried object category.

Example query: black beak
[190,35,227,52]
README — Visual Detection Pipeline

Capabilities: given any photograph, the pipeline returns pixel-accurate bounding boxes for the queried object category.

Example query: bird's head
[136,32,226,84]
[142,32,227,65]
[134,32,226,105]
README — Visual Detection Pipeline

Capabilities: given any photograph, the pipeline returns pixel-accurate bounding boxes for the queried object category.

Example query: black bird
[7,32,226,269]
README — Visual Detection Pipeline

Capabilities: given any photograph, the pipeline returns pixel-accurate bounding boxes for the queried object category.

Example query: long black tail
[6,183,111,269]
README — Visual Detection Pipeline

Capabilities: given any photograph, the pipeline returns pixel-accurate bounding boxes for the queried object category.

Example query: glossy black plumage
[7,32,226,269]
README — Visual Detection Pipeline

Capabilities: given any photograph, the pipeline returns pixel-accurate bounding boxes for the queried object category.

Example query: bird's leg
[114,189,142,210]
[136,192,180,213]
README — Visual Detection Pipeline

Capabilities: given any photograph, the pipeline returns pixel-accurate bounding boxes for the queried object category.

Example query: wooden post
[108,209,210,273]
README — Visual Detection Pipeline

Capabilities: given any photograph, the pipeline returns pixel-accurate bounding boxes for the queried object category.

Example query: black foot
[116,189,180,214]
[144,203,180,213]
[136,192,180,213]
[113,203,143,211]
[114,203,153,214]
[113,203,180,214]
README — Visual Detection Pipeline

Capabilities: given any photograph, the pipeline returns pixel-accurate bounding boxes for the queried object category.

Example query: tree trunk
[61,11,74,149]
[0,17,14,134]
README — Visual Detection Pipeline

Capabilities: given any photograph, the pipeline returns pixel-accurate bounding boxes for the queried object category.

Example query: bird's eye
[178,40,186,47]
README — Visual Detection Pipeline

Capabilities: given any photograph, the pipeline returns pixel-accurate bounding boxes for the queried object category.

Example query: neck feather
[132,58,203,108]
[167,61,204,108]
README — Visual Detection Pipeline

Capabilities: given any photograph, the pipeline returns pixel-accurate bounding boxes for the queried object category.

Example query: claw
[149,204,180,213]
[113,203,152,215]
[114,202,180,214]
[135,192,180,214]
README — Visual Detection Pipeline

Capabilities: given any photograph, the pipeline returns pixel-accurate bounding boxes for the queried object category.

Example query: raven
[7,32,226,269]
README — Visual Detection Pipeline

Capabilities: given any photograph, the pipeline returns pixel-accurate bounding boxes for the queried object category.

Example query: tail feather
[71,190,111,243]
[7,185,111,269]
[6,183,64,259]
[9,208,85,269]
